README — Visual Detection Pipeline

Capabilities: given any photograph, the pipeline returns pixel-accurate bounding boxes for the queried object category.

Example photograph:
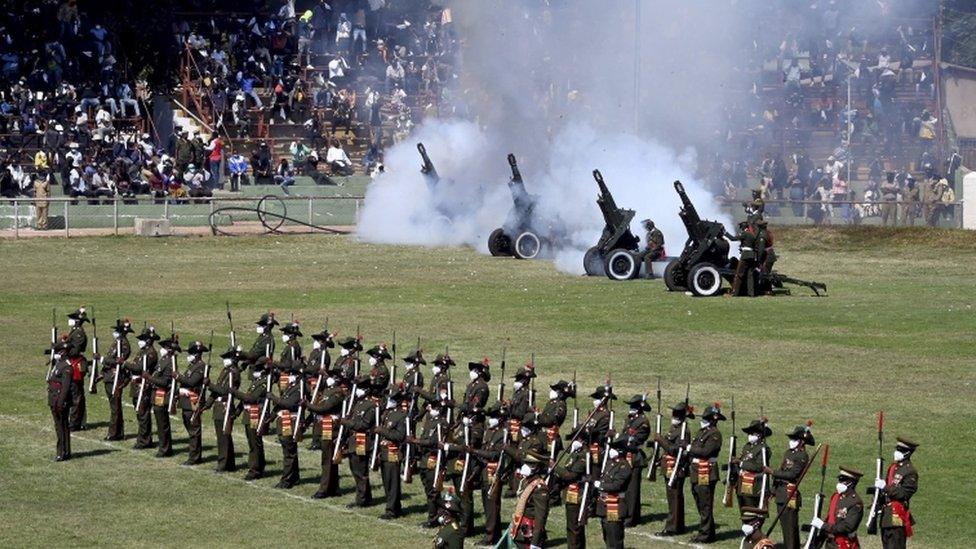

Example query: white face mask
[748,434,759,444]
[629,409,639,416]
[894,450,906,462]
[222,358,233,367]
[520,427,531,437]
[462,416,472,425]
[608,447,620,459]
[186,355,197,364]
[68,318,76,327]
[593,399,602,408]
[325,377,336,387]
[313,340,322,350]
[513,381,523,390]
[369,357,378,367]
[672,418,681,426]
[488,418,500,428]
[386,399,396,409]
[789,439,801,450]
[288,375,297,384]
[700,420,710,429]
[355,388,366,398]
[340,348,350,356]
[741,524,755,536]
[469,370,479,381]
[137,340,147,349]
[429,408,441,418]
[518,464,532,477]
[432,366,441,375]
[159,347,169,357]
[405,362,416,370]
[53,353,63,360]
[437,515,446,525]
[112,331,120,339]
[281,334,290,343]
[255,326,264,334]
[836,482,849,494]
[549,389,559,400]
[252,371,262,379]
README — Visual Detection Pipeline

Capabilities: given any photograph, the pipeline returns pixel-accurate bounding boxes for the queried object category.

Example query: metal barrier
[0,195,364,238]
[718,198,965,228]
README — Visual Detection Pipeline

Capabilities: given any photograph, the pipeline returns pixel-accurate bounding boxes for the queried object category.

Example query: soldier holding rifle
[594,435,633,549]
[740,506,776,548]
[810,467,864,549]
[175,340,208,465]
[620,394,651,527]
[550,426,589,549]
[148,334,180,458]
[269,369,303,488]
[341,377,378,507]
[472,402,509,546]
[736,418,773,509]
[304,327,334,450]
[99,318,132,441]
[307,363,349,498]
[125,326,159,450]
[65,307,90,430]
[688,403,726,543]
[375,385,410,518]
[764,422,815,549]
[410,397,452,528]
[230,354,270,479]
[207,346,243,473]
[878,438,919,549]
[47,338,72,461]
[655,401,693,536]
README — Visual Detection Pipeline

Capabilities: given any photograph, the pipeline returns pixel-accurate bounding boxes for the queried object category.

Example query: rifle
[333,364,362,464]
[488,419,509,498]
[759,411,769,508]
[369,401,381,470]
[668,383,691,488]
[544,393,609,484]
[222,369,235,435]
[190,330,213,424]
[460,421,472,495]
[865,410,885,535]
[166,322,177,415]
[111,333,123,397]
[226,301,235,348]
[600,408,615,473]
[433,423,445,491]
[389,331,397,389]
[722,396,738,507]
[578,440,593,522]
[88,308,99,394]
[47,308,57,381]
[571,369,579,429]
[135,353,148,414]
[292,374,305,441]
[803,443,831,549]
[765,443,823,536]
[497,347,506,402]
[402,415,414,483]
[528,354,536,409]
[647,375,662,481]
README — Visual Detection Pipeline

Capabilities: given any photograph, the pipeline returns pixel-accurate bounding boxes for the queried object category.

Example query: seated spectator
[326,139,353,176]
[228,151,248,191]
[290,141,310,173]
[251,143,273,182]
[275,158,296,194]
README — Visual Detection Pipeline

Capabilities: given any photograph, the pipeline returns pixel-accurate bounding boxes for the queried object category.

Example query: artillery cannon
[487,154,550,260]
[582,170,641,279]
[417,142,438,184]
[665,180,826,297]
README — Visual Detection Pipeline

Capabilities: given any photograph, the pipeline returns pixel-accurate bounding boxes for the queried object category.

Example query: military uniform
[232,362,270,479]
[270,376,302,488]
[433,489,465,549]
[881,172,899,226]
[304,328,334,449]
[365,344,392,390]
[472,403,509,546]
[596,436,633,549]
[771,424,814,549]
[125,327,160,449]
[148,337,180,458]
[176,342,208,465]
[376,390,409,518]
[740,506,777,549]
[620,395,651,527]
[65,309,90,430]
[901,179,920,227]
[414,400,451,527]
[307,378,347,498]
[47,341,73,460]
[341,385,377,506]
[552,437,589,549]
[880,438,919,549]
[208,349,243,472]
[276,324,304,390]
[815,467,864,549]
[687,404,726,543]
[736,419,772,509]
[446,411,485,536]
[537,381,569,470]
[509,457,549,549]
[641,220,666,278]
[731,222,758,297]
[100,319,133,441]
[656,402,693,536]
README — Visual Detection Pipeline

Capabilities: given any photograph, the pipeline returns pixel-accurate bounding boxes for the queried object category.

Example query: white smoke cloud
[357,1,737,274]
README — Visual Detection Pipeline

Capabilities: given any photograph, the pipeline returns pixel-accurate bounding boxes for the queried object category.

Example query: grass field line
[631,530,706,549]
[0,412,433,540]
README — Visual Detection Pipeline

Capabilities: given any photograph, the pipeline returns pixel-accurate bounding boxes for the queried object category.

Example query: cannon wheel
[583,247,604,276]
[688,262,723,297]
[663,261,686,291]
[513,231,542,260]
[604,249,640,281]
[488,228,512,257]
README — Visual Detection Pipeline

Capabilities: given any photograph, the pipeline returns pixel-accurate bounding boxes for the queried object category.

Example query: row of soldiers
[45,308,919,549]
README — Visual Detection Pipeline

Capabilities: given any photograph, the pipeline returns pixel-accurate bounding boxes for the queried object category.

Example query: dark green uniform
[208,363,241,472]
[304,346,330,449]
[367,358,391,390]
[473,419,508,545]
[376,402,408,517]
[688,424,722,542]
[732,224,758,297]
[100,335,131,440]
[148,354,176,457]
[433,519,464,549]
[773,445,810,549]
[342,395,377,506]
[538,397,567,463]
[66,324,88,430]
[416,409,450,526]
[307,383,347,497]
[232,369,269,478]
[505,378,533,501]
[176,355,206,464]
[270,380,302,487]
[125,344,158,448]
[658,419,691,535]
[553,443,589,549]
[47,354,73,460]
[335,353,361,384]
[511,473,549,548]
[822,490,863,549]
[446,417,484,535]
[736,439,771,509]
[596,454,632,549]
[621,411,651,527]
[881,458,918,549]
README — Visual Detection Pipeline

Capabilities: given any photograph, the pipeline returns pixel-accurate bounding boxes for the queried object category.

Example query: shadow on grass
[713,528,743,542]
[72,447,119,459]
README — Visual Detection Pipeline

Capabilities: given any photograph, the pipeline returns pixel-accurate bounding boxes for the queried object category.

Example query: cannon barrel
[592,170,638,253]
[508,153,522,184]
[417,142,438,179]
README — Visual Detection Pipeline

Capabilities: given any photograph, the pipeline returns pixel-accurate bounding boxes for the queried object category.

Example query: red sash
[696,460,711,484]
[153,388,167,407]
[280,410,293,436]
[69,357,83,381]
[590,443,601,464]
[566,483,580,504]
[740,471,757,494]
[248,404,260,427]
[827,492,860,549]
[886,463,914,537]
[355,432,367,455]
[663,454,677,478]
[508,419,521,441]
[386,442,399,462]
[546,426,558,444]
[602,492,621,522]
[486,462,499,478]
[320,415,335,441]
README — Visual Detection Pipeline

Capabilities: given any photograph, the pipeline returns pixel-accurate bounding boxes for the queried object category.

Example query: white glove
[874,478,886,490]
[442,443,451,452]
[531,545,542,549]
[571,440,583,452]
[685,444,692,452]
[593,480,601,489]
[810,517,824,529]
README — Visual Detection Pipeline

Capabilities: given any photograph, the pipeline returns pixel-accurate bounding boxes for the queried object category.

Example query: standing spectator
[34,170,51,229]
[901,175,920,226]
[205,134,223,189]
[336,12,352,53]
[227,151,248,191]
[788,176,805,217]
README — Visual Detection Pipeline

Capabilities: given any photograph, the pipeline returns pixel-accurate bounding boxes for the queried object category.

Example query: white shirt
[328,57,348,79]
[326,146,350,165]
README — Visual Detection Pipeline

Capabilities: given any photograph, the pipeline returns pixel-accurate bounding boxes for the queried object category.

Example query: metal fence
[0,195,363,238]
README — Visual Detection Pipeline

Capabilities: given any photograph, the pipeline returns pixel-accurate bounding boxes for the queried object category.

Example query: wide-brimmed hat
[67,307,89,323]
[625,394,651,412]
[112,318,134,334]
[136,326,161,342]
[701,402,727,421]
[742,419,772,438]
[366,344,392,361]
[255,312,279,328]
[785,421,815,445]
[670,402,695,419]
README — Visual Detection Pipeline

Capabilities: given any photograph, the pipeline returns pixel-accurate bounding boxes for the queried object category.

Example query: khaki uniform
[34,176,50,229]
[880,180,899,226]
[901,184,920,226]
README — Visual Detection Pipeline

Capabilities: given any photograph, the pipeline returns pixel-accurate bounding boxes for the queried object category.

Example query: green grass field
[1,227,974,548]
